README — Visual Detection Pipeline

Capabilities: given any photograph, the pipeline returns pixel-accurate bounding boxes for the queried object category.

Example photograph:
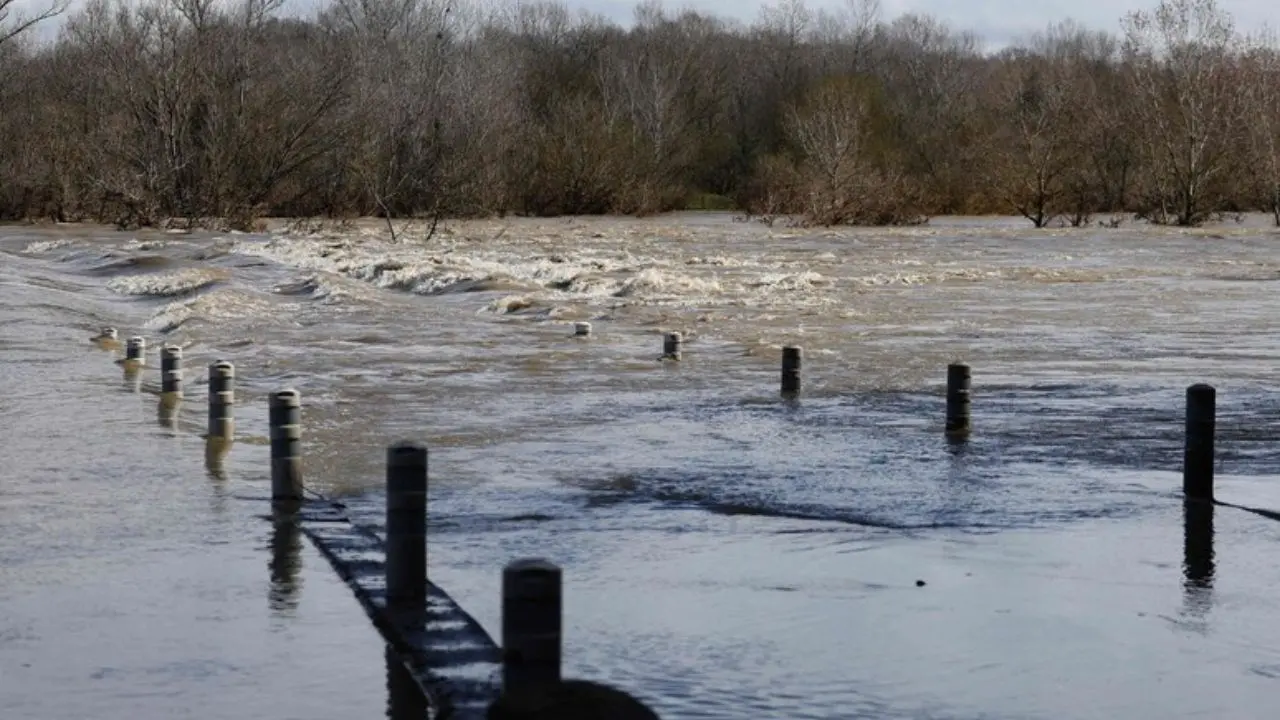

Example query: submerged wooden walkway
[99,325,1280,719]
[101,331,660,719]
[291,496,502,717]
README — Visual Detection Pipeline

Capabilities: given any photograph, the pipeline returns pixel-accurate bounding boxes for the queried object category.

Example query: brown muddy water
[4,212,1280,719]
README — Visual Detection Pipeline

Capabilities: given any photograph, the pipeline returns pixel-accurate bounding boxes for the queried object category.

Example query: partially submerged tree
[770,74,924,225]
[324,0,454,240]
[988,49,1074,227]
[1239,29,1280,225]
[1122,0,1243,225]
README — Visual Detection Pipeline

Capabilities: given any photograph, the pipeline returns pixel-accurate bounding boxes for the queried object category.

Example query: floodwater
[4,212,1280,719]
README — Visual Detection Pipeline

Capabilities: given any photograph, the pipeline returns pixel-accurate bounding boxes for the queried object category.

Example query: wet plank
[294,498,502,718]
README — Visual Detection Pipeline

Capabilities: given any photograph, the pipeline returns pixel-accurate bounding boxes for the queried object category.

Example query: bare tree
[325,0,454,240]
[1040,22,1131,224]
[778,74,922,225]
[1239,30,1280,225]
[987,49,1073,227]
[439,2,523,215]
[6,0,1280,227]
[1,0,68,47]
[879,13,985,212]
[809,0,880,76]
[1122,0,1242,225]
[593,3,726,212]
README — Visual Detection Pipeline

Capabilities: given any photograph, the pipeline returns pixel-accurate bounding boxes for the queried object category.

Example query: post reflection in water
[941,433,977,516]
[385,646,428,720]
[157,394,180,431]
[122,364,141,393]
[268,513,303,615]
[1181,499,1216,622]
[204,436,230,481]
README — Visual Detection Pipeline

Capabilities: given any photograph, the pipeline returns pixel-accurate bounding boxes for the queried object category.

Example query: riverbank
[7,208,1280,239]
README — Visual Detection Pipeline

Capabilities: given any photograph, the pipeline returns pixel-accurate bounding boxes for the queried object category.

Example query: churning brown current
[4,213,1280,719]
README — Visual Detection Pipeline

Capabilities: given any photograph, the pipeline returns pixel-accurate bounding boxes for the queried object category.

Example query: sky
[5,0,1278,47]
[570,0,1277,45]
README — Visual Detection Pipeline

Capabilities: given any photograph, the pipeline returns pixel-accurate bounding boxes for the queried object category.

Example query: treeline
[0,0,1277,229]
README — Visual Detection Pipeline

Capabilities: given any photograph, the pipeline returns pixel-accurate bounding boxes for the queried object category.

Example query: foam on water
[19,238,77,254]
[144,286,284,334]
[106,267,228,297]
[271,271,384,305]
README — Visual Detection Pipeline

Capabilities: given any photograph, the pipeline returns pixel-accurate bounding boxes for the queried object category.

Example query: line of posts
[380,442,660,717]
[107,328,1225,718]
[122,328,1216,500]
[106,334,663,715]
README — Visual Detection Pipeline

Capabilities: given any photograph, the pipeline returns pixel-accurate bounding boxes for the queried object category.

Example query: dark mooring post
[385,442,428,608]
[269,389,303,504]
[121,336,144,392]
[781,346,802,397]
[1184,383,1216,501]
[945,362,971,438]
[160,346,183,397]
[502,558,563,696]
[125,336,145,365]
[663,331,682,361]
[208,361,235,439]
[92,326,119,348]
[158,346,183,429]
[385,646,428,720]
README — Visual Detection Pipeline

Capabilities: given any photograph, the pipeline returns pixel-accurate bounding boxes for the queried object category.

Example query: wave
[20,239,77,254]
[85,254,173,275]
[107,268,227,297]
[222,225,1182,327]
[849,266,1120,286]
[145,287,275,333]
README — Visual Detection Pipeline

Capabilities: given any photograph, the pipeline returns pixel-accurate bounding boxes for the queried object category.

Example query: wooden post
[208,361,235,439]
[945,363,971,438]
[386,647,428,720]
[385,442,427,607]
[158,346,182,427]
[780,346,801,397]
[574,322,591,337]
[269,389,303,504]
[663,331,682,361]
[125,336,145,364]
[502,558,562,695]
[1184,383,1216,501]
[161,346,183,397]
[93,327,120,352]
[122,337,143,392]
